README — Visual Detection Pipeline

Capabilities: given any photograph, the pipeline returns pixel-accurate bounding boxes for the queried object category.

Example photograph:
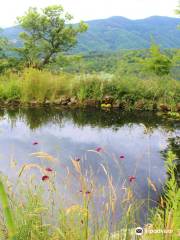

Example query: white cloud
[0,0,179,28]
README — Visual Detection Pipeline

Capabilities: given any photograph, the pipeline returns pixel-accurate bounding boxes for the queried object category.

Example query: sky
[0,0,179,28]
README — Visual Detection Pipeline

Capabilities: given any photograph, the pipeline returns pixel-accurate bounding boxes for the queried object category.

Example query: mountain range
[1,16,180,53]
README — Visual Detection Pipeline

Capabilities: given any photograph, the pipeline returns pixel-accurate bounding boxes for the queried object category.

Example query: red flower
[32,141,38,145]
[42,175,49,181]
[120,155,125,159]
[128,176,136,182]
[96,147,103,152]
[45,167,53,172]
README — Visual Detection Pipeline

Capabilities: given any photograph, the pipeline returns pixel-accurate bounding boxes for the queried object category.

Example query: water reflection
[0,107,178,129]
[0,107,179,223]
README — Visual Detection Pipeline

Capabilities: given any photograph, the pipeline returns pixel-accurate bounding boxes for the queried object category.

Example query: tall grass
[0,69,75,103]
[0,69,179,110]
[73,73,180,110]
[0,150,179,239]
[20,69,75,103]
[0,178,16,239]
[146,151,180,239]
[113,74,179,102]
[0,73,21,101]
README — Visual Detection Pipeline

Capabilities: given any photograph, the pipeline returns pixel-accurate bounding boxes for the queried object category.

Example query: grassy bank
[0,151,179,239]
[0,68,179,111]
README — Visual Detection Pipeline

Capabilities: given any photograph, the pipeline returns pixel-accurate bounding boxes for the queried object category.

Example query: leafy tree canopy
[16,5,88,68]
[0,33,8,59]
[144,43,172,76]
[0,31,11,73]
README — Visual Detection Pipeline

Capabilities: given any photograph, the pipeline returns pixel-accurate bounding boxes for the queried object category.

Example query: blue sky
[0,0,179,27]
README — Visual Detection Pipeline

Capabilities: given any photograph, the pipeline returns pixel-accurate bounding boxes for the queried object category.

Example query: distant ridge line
[1,15,180,52]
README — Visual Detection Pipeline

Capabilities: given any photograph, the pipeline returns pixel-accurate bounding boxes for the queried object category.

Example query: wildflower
[42,175,49,181]
[120,155,125,159]
[96,147,103,152]
[32,141,38,145]
[128,176,136,183]
[45,167,53,172]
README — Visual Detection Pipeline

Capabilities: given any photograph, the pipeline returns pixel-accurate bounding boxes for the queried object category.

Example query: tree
[116,50,146,76]
[17,5,88,68]
[0,34,8,59]
[144,43,172,76]
[0,33,10,73]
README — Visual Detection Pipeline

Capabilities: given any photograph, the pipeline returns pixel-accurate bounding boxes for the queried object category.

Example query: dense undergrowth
[0,151,179,239]
[0,68,179,111]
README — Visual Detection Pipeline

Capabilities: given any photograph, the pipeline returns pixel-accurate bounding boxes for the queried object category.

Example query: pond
[0,107,179,223]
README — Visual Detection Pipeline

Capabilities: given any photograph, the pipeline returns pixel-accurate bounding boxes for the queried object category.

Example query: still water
[0,107,179,222]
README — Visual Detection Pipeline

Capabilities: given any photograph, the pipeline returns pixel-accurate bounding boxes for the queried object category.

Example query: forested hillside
[2,16,180,53]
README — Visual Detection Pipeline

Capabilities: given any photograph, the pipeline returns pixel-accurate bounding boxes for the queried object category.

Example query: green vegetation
[0,2,179,240]
[0,36,9,73]
[0,178,16,240]
[15,5,87,68]
[143,43,172,76]
[147,151,180,240]
[0,5,179,112]
[0,151,179,239]
[0,68,179,111]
